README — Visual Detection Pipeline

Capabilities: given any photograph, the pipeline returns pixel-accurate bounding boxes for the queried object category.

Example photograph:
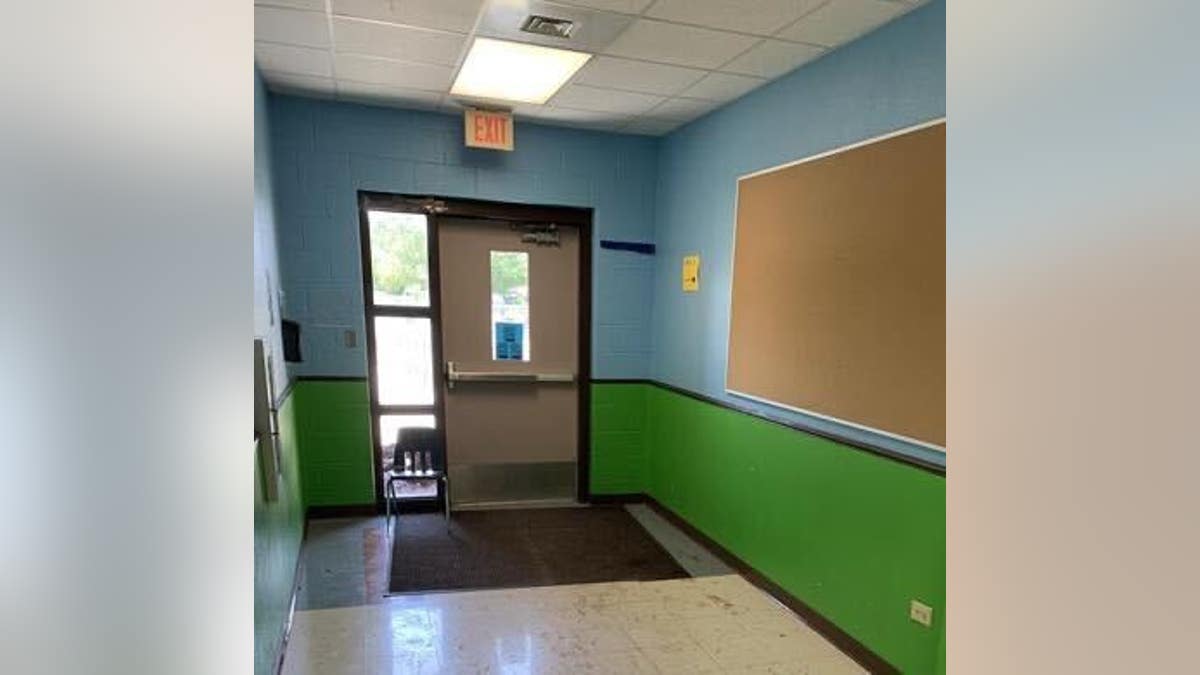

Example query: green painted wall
[287,378,946,671]
[287,380,649,504]
[253,391,304,675]
[254,379,371,673]
[590,383,650,494]
[642,384,946,674]
[287,380,650,502]
[293,379,375,507]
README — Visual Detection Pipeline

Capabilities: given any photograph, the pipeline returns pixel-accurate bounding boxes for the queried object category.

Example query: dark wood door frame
[358,192,594,510]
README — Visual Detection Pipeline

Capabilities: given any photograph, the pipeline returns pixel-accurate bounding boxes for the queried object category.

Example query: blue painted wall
[267,0,945,460]
[253,69,305,675]
[269,99,659,379]
[254,71,291,396]
[650,0,946,465]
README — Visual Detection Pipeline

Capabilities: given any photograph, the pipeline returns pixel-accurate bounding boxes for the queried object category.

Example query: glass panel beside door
[378,414,438,498]
[360,204,443,508]
[369,210,430,307]
[373,316,434,406]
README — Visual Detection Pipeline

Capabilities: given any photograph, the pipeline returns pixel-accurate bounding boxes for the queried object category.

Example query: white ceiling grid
[255,0,926,135]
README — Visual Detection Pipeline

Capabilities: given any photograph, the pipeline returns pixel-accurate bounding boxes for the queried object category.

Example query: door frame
[358,192,594,510]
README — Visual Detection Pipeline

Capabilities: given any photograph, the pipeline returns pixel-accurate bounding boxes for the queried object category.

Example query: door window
[490,250,529,361]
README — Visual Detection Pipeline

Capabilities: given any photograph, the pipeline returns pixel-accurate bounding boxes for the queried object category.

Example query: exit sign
[464,108,513,151]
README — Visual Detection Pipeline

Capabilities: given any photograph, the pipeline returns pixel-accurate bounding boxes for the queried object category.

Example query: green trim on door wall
[590,383,650,494]
[643,384,946,674]
[293,379,376,508]
[292,378,641,508]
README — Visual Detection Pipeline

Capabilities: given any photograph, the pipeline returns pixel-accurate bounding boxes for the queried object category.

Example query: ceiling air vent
[520,15,576,39]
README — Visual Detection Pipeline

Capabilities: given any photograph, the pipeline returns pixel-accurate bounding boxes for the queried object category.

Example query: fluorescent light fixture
[450,37,591,105]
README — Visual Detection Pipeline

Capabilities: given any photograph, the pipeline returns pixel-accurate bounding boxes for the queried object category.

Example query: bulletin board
[726,121,946,448]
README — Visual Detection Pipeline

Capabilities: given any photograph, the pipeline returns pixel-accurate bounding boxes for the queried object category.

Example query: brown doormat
[388,506,689,594]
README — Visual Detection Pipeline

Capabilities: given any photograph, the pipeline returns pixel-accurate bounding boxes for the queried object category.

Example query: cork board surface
[727,122,945,446]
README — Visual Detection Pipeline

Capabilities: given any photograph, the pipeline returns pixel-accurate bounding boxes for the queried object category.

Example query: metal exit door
[437,217,581,508]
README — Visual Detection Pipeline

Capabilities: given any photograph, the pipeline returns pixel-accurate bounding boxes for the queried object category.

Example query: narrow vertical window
[374,316,434,405]
[490,251,529,361]
[369,211,429,307]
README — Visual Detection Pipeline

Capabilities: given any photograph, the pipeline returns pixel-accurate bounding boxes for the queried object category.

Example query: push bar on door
[445,361,576,388]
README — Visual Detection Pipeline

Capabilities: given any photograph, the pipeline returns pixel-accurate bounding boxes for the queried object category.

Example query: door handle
[445,361,575,389]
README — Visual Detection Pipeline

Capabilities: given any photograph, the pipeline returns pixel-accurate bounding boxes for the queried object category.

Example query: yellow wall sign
[682,254,700,292]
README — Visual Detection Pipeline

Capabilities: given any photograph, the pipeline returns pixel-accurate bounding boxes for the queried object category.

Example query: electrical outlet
[909,599,933,627]
[343,330,357,348]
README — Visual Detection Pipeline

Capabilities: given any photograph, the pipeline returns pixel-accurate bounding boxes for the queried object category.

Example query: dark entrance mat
[388,506,689,594]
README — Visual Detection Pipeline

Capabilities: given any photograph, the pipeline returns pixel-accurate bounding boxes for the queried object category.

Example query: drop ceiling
[255,0,927,136]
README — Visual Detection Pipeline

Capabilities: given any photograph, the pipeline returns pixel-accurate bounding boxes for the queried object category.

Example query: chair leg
[442,476,451,531]
[385,479,394,537]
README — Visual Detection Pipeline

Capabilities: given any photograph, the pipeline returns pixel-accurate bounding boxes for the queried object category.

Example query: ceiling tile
[334,54,455,91]
[255,41,334,78]
[332,17,465,66]
[645,0,828,36]
[552,1,655,15]
[255,0,325,10]
[603,19,760,69]
[255,6,330,48]
[513,105,631,133]
[647,96,722,120]
[331,0,485,34]
[261,71,337,98]
[622,117,686,136]
[776,0,912,47]
[523,106,626,123]
[571,56,706,96]
[549,84,665,115]
[721,38,826,78]
[680,72,766,101]
[336,80,445,109]
[509,103,545,118]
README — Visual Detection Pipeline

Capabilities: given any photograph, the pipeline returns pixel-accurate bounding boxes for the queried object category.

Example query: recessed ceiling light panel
[450,37,591,105]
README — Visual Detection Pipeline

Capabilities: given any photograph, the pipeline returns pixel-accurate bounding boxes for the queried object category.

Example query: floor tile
[285,509,863,675]
[808,654,872,675]
[284,576,866,675]
[639,639,726,673]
